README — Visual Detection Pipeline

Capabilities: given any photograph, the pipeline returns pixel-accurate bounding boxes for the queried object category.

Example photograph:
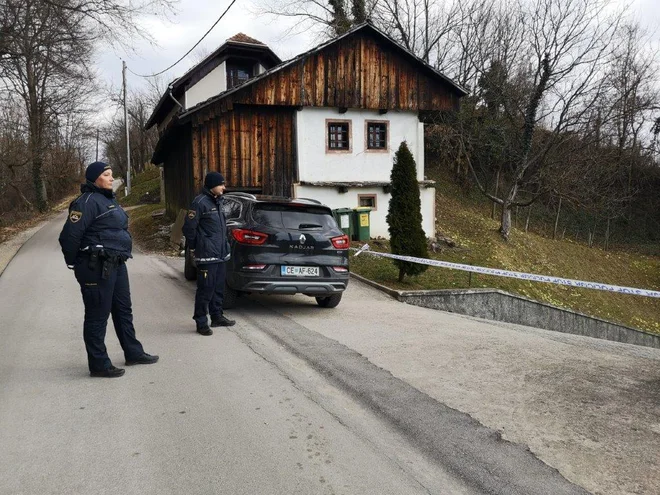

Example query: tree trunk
[515,206,519,228]
[8,183,34,210]
[27,56,48,212]
[500,202,513,240]
[32,155,47,211]
[525,205,532,232]
[553,197,562,240]
[491,169,500,220]
[498,55,551,240]
[499,180,519,240]
[605,217,611,250]
[398,267,405,282]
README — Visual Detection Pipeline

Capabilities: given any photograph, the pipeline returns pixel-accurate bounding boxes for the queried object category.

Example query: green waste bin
[332,208,354,239]
[352,207,371,241]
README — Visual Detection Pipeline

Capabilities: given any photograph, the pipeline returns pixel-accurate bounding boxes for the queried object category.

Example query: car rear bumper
[240,280,348,295]
[228,269,349,296]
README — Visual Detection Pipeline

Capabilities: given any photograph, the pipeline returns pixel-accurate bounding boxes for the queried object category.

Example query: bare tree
[0,0,97,210]
[0,98,33,211]
[600,23,660,216]
[258,0,375,40]
[372,0,463,66]
[103,86,160,179]
[0,0,175,211]
[453,0,623,240]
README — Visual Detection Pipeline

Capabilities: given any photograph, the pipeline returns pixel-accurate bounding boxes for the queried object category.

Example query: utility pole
[122,60,131,196]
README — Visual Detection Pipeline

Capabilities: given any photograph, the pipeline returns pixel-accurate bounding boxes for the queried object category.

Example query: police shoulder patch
[69,210,83,223]
[187,210,196,219]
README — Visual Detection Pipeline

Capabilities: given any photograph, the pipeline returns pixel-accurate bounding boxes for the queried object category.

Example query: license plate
[281,266,319,277]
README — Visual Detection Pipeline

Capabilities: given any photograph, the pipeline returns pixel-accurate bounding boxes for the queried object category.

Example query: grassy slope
[350,166,660,334]
[118,166,161,207]
[119,166,179,256]
[126,203,179,256]
[122,166,659,333]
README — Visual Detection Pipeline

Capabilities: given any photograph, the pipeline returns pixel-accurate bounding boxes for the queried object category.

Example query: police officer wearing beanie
[182,171,236,335]
[59,161,159,377]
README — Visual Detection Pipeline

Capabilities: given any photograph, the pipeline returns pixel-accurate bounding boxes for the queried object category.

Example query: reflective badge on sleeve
[187,210,196,219]
[69,210,83,223]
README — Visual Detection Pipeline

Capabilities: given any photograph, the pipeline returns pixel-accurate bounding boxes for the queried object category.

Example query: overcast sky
[96,0,659,122]
[97,0,318,120]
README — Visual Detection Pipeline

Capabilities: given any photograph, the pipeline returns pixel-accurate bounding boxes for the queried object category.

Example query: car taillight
[242,264,267,271]
[331,234,349,249]
[332,266,349,273]
[232,229,268,245]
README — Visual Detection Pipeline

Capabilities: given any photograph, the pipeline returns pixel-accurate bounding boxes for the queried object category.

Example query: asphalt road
[1,213,658,494]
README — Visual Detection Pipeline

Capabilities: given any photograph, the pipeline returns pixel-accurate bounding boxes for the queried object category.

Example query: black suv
[184,193,350,308]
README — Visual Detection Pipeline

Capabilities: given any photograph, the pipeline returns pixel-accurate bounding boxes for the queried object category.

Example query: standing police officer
[59,161,158,378]
[182,171,236,336]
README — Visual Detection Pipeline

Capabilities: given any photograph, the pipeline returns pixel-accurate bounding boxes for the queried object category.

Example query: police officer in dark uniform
[59,161,158,378]
[182,171,236,336]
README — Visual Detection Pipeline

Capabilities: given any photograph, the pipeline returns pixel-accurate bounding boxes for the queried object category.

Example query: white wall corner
[418,121,425,180]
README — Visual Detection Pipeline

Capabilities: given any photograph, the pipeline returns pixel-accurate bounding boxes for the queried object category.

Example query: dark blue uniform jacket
[182,188,230,264]
[59,182,132,266]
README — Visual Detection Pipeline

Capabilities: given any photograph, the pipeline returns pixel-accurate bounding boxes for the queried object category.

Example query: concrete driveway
[206,275,660,495]
[1,214,659,494]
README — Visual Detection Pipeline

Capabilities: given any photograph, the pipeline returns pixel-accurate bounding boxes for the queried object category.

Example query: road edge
[0,217,58,278]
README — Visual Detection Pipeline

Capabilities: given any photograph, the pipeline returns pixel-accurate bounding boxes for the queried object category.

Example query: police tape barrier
[352,244,660,299]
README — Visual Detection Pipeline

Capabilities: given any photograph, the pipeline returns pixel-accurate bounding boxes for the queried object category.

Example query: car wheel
[315,293,342,308]
[224,283,238,309]
[184,246,197,281]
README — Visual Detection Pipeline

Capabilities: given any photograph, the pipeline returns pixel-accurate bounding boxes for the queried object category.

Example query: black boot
[197,325,213,336]
[125,353,159,366]
[90,366,125,378]
[211,315,235,327]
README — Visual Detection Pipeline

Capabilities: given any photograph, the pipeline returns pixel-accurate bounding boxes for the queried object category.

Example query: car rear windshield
[252,203,338,230]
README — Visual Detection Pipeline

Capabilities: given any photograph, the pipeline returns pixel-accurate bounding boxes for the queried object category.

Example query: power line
[126,0,238,78]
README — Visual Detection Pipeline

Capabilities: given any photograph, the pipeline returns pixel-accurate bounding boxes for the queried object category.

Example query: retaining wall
[351,274,660,349]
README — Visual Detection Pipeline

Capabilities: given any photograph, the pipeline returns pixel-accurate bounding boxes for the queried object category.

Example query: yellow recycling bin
[352,207,371,241]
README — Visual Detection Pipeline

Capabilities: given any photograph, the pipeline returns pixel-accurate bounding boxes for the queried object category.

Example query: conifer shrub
[386,141,429,281]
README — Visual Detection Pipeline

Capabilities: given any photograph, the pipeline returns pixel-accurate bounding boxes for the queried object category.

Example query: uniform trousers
[194,262,227,329]
[74,260,144,371]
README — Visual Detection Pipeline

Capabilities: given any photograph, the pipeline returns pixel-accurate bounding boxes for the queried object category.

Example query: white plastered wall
[185,61,227,108]
[293,185,435,239]
[296,107,425,182]
[293,107,434,239]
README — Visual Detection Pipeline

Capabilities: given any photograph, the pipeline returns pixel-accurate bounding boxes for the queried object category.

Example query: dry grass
[0,195,75,244]
[118,166,161,207]
[126,204,179,257]
[350,168,660,334]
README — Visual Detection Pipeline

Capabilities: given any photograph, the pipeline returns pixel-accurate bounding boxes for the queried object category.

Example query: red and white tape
[352,244,660,298]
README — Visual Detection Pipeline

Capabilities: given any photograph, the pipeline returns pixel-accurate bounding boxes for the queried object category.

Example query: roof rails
[225,192,257,200]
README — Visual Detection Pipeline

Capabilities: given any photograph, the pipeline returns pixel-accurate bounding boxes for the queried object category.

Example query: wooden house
[147,22,466,238]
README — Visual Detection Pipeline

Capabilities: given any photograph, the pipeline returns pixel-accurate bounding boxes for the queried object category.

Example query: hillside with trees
[262,0,659,246]
[0,0,173,225]
[1,0,658,329]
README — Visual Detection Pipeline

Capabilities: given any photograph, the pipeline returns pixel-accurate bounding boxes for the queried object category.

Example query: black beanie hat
[204,171,225,189]
[85,161,111,183]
